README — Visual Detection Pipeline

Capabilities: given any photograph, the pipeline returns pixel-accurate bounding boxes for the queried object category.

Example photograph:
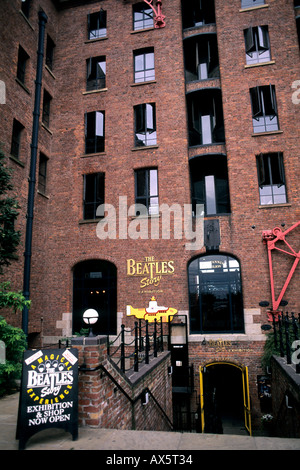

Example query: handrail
[107,318,168,374]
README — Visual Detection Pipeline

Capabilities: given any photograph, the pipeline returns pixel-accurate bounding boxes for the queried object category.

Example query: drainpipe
[22,10,48,336]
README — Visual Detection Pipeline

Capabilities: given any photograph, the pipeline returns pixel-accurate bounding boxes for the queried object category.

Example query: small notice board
[16,348,78,450]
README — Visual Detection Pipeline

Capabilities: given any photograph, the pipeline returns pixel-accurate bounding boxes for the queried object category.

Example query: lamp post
[83,309,99,337]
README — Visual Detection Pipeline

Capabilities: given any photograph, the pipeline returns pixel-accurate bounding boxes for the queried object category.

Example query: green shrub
[0,316,27,397]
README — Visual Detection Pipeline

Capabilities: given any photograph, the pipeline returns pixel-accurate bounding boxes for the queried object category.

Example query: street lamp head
[83,309,99,336]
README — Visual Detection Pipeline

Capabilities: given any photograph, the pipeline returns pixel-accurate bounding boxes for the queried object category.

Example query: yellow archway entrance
[199,361,252,436]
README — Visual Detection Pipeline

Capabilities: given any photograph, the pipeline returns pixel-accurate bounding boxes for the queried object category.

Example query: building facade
[0,0,299,433]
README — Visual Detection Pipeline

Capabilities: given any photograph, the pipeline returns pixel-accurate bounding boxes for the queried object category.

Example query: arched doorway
[199,362,251,435]
[188,254,244,334]
[72,259,117,335]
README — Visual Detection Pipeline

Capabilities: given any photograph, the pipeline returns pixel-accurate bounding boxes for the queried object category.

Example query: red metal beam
[262,221,300,313]
[143,0,165,28]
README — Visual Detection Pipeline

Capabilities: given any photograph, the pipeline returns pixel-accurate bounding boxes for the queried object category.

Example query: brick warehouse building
[0,0,299,434]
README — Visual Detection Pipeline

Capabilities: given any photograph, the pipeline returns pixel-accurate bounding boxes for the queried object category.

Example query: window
[188,254,244,334]
[250,85,279,133]
[11,119,24,160]
[17,45,29,85]
[87,10,107,40]
[21,0,31,18]
[256,152,287,205]
[83,173,105,220]
[135,168,159,215]
[184,34,219,82]
[73,260,117,335]
[46,35,55,71]
[42,90,52,128]
[38,153,48,194]
[182,0,215,29]
[241,0,265,8]
[189,155,230,215]
[85,111,105,154]
[134,48,155,83]
[134,103,157,147]
[187,90,225,146]
[86,57,106,91]
[133,3,154,30]
[244,26,270,65]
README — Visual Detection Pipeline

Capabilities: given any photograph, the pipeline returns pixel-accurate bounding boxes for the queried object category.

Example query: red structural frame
[262,221,300,314]
[143,0,165,28]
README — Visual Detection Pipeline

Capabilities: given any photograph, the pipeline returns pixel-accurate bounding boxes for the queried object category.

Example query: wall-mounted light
[141,391,149,405]
[168,366,173,375]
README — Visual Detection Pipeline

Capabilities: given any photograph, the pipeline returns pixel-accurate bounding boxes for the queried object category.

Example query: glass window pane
[149,169,158,196]
[205,175,216,214]
[145,52,154,70]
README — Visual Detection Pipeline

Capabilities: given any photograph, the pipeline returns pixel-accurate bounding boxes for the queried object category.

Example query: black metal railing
[272,312,300,373]
[107,318,168,374]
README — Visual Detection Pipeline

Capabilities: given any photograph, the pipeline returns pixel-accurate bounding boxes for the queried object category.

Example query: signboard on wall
[16,348,78,450]
[127,256,175,294]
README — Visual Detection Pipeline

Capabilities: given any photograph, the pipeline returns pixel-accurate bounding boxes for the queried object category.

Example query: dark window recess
[189,155,230,216]
[244,26,270,65]
[17,45,29,85]
[241,0,265,9]
[184,34,219,82]
[73,259,117,336]
[87,10,107,40]
[85,111,105,154]
[134,48,155,83]
[83,172,105,220]
[135,168,159,215]
[21,0,31,18]
[133,3,154,30]
[296,16,300,49]
[134,103,157,147]
[182,0,215,29]
[86,57,106,91]
[42,90,52,128]
[188,254,244,334]
[250,85,279,133]
[187,90,225,146]
[46,35,55,71]
[256,152,287,205]
[38,153,48,194]
[11,119,24,160]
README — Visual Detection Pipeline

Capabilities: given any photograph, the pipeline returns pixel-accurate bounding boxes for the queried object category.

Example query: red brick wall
[271,356,300,437]
[0,0,299,434]
[72,336,173,431]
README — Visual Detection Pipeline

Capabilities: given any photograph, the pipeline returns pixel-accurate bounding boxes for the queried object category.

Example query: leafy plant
[0,147,20,273]
[0,281,31,313]
[0,316,27,396]
[261,321,300,371]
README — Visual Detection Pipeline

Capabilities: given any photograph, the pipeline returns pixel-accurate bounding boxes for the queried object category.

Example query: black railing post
[121,324,125,372]
[139,319,143,352]
[284,312,291,364]
[154,319,157,357]
[145,320,149,364]
[134,321,139,372]
[278,313,285,357]
[160,318,164,352]
[292,312,300,373]
[272,313,278,348]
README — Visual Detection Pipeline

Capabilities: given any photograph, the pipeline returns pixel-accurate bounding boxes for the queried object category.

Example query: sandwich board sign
[16,348,78,450]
